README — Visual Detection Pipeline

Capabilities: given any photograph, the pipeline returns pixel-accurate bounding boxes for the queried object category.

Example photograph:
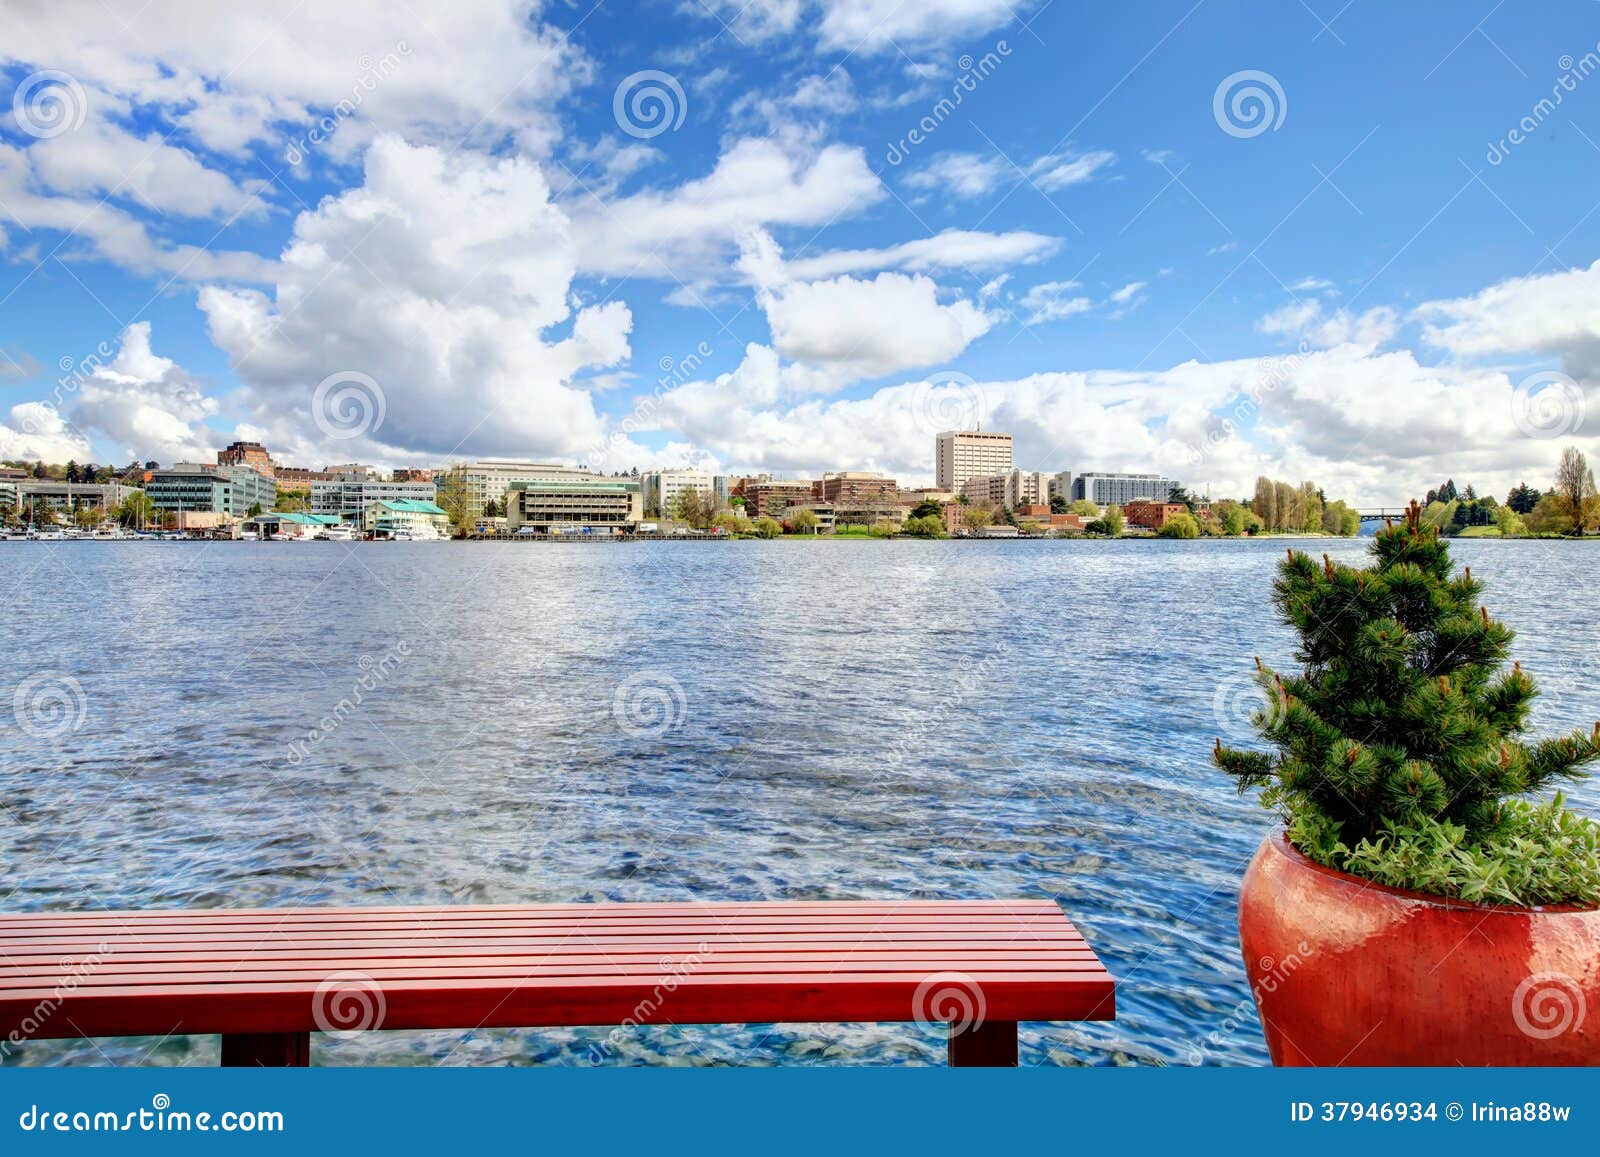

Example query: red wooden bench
[0,899,1114,1066]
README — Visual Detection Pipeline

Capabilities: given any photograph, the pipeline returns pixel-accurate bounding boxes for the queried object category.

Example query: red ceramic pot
[1239,832,1600,1065]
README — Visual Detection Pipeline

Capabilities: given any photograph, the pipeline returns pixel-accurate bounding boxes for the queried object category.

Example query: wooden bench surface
[0,900,1114,1040]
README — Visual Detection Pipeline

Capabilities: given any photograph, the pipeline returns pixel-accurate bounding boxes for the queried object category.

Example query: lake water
[3,537,1597,1067]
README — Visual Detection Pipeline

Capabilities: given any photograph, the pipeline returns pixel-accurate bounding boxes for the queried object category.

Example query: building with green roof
[505,477,641,535]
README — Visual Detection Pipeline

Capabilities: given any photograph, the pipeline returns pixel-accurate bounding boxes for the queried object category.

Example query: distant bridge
[1357,508,1410,523]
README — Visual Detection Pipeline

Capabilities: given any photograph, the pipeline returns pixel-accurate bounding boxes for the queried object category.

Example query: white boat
[239,531,259,541]
[319,525,356,541]
[391,525,444,541]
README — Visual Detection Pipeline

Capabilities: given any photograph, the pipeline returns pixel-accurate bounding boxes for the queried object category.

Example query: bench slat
[0,900,1064,924]
[0,900,1114,1042]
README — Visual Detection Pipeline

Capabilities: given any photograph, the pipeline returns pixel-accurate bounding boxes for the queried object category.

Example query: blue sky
[2,1,1599,503]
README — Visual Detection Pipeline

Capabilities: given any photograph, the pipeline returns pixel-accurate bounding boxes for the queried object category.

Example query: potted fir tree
[1214,502,1600,1065]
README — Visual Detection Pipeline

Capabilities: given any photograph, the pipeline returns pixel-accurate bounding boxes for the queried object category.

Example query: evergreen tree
[1505,482,1540,514]
[1214,502,1600,901]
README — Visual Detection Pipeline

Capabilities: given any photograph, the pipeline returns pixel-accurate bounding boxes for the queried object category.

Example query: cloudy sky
[1,0,1598,504]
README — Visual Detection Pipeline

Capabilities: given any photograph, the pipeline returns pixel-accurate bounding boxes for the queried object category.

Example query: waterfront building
[1123,500,1188,530]
[1072,472,1177,507]
[780,501,836,533]
[14,479,140,519]
[393,468,435,483]
[144,462,225,516]
[818,471,898,506]
[311,476,436,520]
[960,469,1051,509]
[504,477,642,534]
[941,502,966,535]
[640,470,729,517]
[0,469,26,512]
[147,463,276,520]
[241,512,342,539]
[363,499,451,539]
[217,440,274,477]
[1049,471,1073,503]
[744,479,814,520]
[935,430,1013,491]
[456,459,595,516]
[1017,503,1085,532]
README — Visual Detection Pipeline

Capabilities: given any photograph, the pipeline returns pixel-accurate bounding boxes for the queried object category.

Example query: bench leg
[221,1032,310,1067]
[947,1020,1018,1067]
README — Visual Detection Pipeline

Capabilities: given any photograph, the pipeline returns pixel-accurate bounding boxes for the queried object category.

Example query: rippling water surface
[3,537,1596,1067]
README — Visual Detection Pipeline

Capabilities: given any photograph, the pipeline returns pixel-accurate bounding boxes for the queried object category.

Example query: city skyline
[1,5,1598,506]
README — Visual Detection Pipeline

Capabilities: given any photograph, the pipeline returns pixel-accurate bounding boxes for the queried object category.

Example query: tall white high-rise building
[935,430,1013,491]
[639,470,728,516]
